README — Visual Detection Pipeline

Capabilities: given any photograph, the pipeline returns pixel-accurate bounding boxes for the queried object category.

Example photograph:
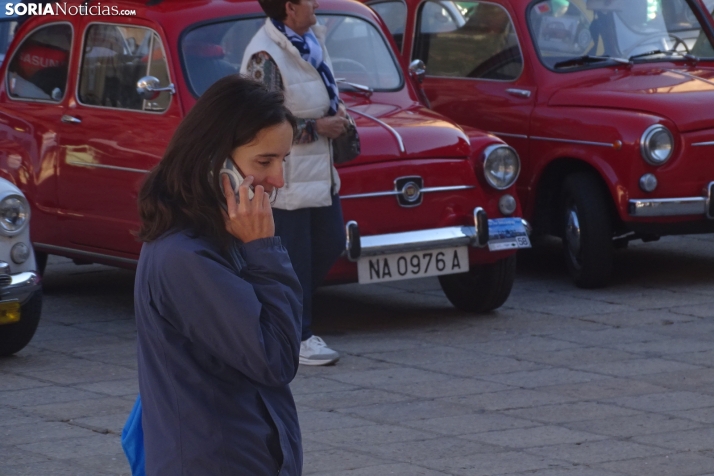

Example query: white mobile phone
[220,158,254,201]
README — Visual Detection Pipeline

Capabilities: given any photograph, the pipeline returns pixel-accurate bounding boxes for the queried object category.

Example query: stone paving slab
[523,439,671,465]
[564,412,705,437]
[1,235,714,475]
[598,452,714,476]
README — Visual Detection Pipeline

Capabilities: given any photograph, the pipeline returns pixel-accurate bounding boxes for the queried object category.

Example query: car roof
[22,0,382,41]
[105,0,380,23]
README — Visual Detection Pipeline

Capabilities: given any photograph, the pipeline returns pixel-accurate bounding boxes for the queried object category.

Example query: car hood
[344,103,472,165]
[549,67,714,132]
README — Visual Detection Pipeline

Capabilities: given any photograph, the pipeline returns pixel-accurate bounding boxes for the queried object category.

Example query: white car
[0,178,42,356]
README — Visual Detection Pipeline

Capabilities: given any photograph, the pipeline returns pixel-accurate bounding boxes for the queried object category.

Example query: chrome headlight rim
[640,125,673,166]
[482,144,521,190]
[0,193,30,237]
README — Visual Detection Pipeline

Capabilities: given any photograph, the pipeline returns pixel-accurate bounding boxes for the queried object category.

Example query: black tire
[560,172,613,288]
[438,255,516,313]
[0,292,43,357]
[35,251,48,276]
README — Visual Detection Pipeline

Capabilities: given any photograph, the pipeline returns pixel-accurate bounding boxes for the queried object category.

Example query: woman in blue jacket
[133,76,302,475]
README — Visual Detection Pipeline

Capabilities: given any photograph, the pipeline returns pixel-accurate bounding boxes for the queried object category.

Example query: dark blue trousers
[273,194,345,341]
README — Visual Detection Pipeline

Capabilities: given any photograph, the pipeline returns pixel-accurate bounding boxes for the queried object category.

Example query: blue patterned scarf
[272,19,339,116]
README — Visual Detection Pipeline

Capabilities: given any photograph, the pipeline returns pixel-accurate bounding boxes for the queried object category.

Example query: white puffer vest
[241,19,341,210]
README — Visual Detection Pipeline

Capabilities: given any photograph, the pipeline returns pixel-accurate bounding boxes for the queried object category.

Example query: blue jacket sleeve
[153,237,302,387]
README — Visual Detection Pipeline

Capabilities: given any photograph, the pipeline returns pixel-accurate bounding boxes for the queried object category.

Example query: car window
[369,1,407,51]
[182,14,402,96]
[182,18,255,97]
[0,14,18,65]
[78,24,171,112]
[691,0,714,57]
[6,23,71,101]
[321,15,402,89]
[413,1,523,81]
[528,0,714,70]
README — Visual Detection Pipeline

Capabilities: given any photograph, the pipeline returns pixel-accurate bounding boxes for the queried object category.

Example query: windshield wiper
[554,55,631,69]
[630,49,672,60]
[629,49,699,65]
[336,78,373,96]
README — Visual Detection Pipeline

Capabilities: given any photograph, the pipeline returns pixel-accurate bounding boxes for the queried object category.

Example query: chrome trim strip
[359,226,478,256]
[341,185,475,200]
[33,243,139,265]
[531,136,617,148]
[341,190,400,200]
[692,141,714,147]
[671,69,714,88]
[347,108,405,153]
[66,160,150,174]
[628,197,708,217]
[490,131,529,140]
[421,185,475,193]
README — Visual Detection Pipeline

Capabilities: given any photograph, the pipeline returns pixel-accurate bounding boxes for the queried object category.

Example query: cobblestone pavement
[1,234,714,476]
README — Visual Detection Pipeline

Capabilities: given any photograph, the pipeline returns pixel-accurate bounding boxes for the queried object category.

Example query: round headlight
[483,145,520,190]
[640,125,673,165]
[0,195,29,236]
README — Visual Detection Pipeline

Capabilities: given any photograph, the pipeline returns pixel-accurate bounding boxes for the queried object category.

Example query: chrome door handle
[506,88,532,98]
[61,115,82,124]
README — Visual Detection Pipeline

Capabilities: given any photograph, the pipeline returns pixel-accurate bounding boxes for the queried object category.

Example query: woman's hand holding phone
[222,174,275,243]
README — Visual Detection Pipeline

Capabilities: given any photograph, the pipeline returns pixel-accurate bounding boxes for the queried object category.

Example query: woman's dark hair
[137,75,296,245]
[258,0,300,21]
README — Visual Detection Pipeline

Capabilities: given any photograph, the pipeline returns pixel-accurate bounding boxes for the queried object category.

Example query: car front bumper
[628,182,714,219]
[345,208,530,260]
[0,271,42,304]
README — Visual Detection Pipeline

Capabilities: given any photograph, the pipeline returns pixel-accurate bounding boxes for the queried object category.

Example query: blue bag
[121,394,146,476]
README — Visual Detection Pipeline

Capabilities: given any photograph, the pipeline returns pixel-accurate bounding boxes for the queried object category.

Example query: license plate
[488,218,531,251]
[0,301,20,326]
[357,246,469,284]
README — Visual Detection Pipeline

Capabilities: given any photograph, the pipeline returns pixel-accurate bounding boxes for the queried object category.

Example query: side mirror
[136,76,175,100]
[408,59,426,83]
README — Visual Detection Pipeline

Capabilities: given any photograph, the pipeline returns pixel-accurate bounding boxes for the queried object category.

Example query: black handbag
[332,112,361,164]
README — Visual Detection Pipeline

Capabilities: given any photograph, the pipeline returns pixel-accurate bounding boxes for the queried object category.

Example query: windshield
[181,14,402,96]
[0,1,18,65]
[528,0,714,70]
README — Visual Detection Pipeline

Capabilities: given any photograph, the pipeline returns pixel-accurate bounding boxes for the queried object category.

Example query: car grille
[0,275,11,287]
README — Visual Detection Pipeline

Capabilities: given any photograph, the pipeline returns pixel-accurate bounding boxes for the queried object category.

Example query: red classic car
[368,0,714,287]
[0,0,530,313]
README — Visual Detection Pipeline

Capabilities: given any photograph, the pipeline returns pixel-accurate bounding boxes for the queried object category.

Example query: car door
[407,0,535,197]
[0,21,74,249]
[57,19,181,258]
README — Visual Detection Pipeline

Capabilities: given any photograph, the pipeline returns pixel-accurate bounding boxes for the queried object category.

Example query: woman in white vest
[241,0,349,366]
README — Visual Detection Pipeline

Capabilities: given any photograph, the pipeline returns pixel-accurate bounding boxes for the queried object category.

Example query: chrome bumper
[355,226,481,259]
[628,182,714,218]
[345,208,526,261]
[0,271,42,304]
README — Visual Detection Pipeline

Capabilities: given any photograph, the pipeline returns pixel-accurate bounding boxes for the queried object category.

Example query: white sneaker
[299,335,340,366]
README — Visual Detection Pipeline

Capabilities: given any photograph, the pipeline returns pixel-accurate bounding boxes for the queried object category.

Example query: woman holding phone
[133,76,303,475]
